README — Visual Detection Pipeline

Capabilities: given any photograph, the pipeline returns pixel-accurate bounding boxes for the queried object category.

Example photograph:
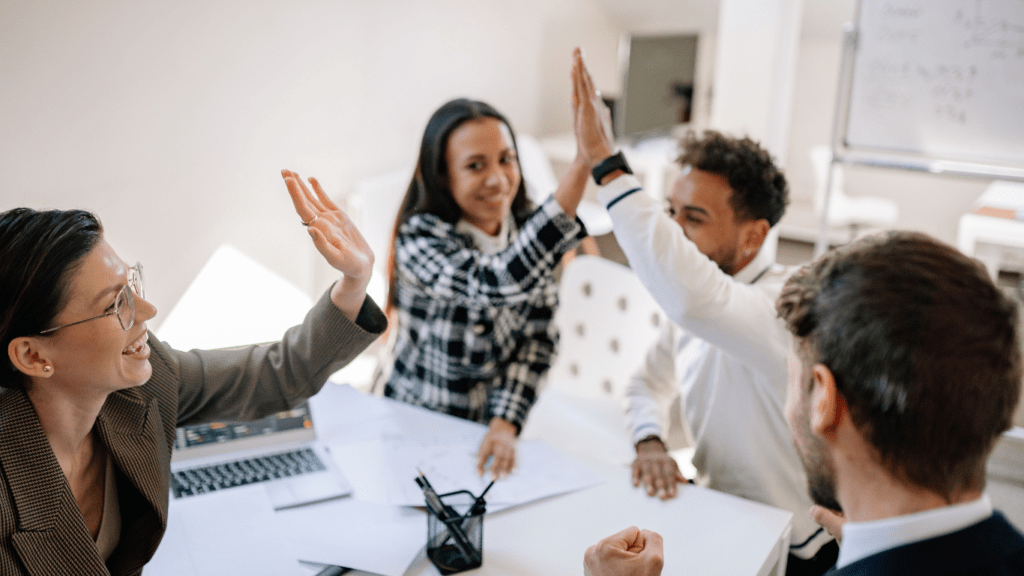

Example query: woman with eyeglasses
[0,171,386,575]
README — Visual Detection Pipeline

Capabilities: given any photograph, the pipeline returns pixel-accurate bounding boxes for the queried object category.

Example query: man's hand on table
[631,437,688,500]
[584,526,664,576]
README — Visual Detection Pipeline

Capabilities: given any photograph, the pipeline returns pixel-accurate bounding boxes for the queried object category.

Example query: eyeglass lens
[116,285,136,331]
[115,263,143,331]
[130,262,145,299]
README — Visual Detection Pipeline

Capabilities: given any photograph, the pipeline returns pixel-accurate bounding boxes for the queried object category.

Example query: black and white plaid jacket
[384,196,586,428]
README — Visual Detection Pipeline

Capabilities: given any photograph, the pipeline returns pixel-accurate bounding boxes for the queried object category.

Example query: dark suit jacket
[0,292,386,576]
[828,512,1024,575]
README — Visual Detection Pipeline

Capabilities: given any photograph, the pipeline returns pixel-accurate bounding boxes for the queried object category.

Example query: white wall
[0,0,624,330]
[781,4,992,246]
[709,0,803,165]
[0,0,1008,325]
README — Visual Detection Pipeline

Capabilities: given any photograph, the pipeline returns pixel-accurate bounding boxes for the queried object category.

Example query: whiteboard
[845,0,1024,166]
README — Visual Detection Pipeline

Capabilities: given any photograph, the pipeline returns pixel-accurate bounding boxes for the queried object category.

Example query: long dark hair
[0,208,104,389]
[386,98,532,312]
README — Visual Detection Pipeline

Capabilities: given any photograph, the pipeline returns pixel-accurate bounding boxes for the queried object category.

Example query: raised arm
[395,198,584,306]
[167,287,387,426]
[570,48,616,178]
[568,50,789,384]
[282,169,373,322]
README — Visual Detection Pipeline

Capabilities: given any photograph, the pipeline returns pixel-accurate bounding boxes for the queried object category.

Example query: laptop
[169,401,351,510]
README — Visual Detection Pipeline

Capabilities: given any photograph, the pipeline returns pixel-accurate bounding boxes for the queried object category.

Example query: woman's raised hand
[571,47,615,170]
[282,169,373,319]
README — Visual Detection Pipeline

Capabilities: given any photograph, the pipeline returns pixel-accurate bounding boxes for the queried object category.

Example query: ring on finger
[301,214,318,227]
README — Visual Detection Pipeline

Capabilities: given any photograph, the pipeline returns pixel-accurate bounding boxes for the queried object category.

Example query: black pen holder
[426,490,484,574]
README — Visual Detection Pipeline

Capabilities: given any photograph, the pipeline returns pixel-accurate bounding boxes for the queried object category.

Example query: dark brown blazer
[0,292,386,575]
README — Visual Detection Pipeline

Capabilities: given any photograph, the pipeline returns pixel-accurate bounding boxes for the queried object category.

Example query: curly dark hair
[777,231,1022,498]
[677,130,789,226]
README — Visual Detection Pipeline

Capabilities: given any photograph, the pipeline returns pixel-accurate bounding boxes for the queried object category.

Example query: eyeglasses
[39,263,145,335]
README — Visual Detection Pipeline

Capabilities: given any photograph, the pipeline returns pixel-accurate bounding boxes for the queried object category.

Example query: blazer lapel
[94,387,169,522]
[0,389,108,574]
[94,387,170,575]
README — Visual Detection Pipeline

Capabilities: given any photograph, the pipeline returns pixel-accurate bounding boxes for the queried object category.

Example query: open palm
[281,169,374,283]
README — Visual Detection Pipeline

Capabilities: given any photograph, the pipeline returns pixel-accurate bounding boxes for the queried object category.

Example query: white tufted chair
[545,255,665,401]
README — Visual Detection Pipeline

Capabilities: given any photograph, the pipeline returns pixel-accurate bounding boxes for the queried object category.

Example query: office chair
[544,255,664,401]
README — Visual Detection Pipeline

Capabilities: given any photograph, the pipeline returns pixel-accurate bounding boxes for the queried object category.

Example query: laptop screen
[171,402,317,462]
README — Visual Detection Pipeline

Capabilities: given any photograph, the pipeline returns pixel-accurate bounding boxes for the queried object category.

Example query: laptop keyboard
[171,447,326,499]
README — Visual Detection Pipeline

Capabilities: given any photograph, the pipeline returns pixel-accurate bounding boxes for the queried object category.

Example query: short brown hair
[777,231,1022,497]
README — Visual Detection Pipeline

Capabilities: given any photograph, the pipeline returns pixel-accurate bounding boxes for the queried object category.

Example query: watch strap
[591,151,633,185]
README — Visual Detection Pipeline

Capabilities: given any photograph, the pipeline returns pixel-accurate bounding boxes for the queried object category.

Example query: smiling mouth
[123,332,149,356]
[478,193,509,204]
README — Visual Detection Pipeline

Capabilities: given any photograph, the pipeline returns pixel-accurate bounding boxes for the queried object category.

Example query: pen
[469,479,495,516]
[415,471,480,565]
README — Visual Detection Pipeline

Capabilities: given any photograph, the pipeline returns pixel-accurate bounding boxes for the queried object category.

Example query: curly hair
[677,130,789,226]
[777,231,1022,498]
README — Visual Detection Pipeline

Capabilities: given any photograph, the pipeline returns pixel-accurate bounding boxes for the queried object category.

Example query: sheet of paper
[326,437,406,504]
[146,485,301,576]
[386,433,603,511]
[309,383,402,444]
[276,497,426,576]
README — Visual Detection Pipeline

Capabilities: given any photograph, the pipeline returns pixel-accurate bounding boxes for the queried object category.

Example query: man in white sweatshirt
[568,48,835,573]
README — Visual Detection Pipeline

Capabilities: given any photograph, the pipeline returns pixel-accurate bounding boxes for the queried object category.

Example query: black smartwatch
[591,151,633,185]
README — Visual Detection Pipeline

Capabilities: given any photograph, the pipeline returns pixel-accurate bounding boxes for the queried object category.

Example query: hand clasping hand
[570,47,616,171]
[810,505,847,544]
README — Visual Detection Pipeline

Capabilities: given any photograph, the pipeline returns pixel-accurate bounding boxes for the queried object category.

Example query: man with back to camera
[584,230,1024,575]
[566,49,835,573]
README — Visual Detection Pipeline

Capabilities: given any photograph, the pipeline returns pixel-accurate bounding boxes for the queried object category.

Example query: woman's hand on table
[476,417,517,480]
[281,169,373,321]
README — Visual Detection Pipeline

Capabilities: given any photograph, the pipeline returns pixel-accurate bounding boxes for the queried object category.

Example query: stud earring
[42,365,51,372]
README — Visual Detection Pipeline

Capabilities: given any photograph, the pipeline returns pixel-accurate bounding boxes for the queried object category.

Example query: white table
[304,385,793,576]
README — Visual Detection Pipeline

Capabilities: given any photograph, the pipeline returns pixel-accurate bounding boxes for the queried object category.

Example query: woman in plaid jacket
[382,98,591,479]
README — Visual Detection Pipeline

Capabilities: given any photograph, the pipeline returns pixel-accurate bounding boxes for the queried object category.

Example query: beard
[710,241,739,276]
[804,447,843,513]
[794,394,844,513]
